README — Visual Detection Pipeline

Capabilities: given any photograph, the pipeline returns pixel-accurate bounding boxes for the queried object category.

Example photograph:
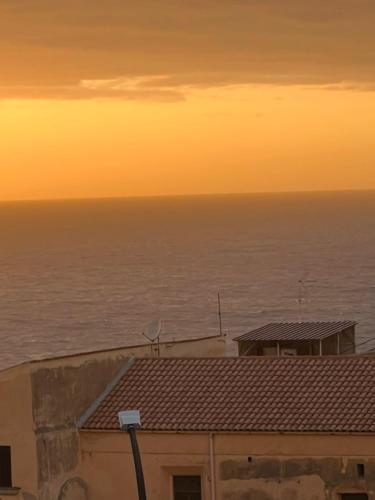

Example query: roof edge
[77,358,136,429]
[233,321,358,342]
[79,429,375,436]
[0,333,223,375]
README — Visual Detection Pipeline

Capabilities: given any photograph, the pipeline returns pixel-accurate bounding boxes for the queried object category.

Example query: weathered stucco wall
[25,335,226,500]
[31,354,130,500]
[80,431,375,500]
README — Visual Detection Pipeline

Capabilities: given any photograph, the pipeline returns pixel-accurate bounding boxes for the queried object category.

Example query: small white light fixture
[118,410,141,430]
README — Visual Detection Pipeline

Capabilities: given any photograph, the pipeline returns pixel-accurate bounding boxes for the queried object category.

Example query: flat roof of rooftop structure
[233,321,357,343]
[80,355,375,434]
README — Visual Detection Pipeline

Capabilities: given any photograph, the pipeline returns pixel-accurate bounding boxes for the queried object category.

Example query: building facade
[80,431,375,500]
[0,335,226,500]
[1,346,374,500]
[79,356,375,500]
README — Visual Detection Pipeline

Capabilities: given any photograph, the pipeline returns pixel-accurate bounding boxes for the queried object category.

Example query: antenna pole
[298,280,303,322]
[218,292,223,336]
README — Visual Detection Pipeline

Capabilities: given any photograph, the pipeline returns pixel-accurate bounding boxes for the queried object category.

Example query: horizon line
[1,187,375,204]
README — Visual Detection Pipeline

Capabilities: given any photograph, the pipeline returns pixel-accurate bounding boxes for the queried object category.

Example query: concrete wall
[80,431,375,500]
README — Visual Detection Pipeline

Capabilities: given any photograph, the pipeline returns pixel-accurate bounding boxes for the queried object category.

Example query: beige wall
[80,431,375,500]
[0,366,38,500]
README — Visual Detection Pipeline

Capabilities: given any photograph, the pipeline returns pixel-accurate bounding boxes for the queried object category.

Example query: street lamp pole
[118,411,147,500]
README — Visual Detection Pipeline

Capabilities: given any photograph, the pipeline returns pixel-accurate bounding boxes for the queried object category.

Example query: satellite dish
[143,318,162,343]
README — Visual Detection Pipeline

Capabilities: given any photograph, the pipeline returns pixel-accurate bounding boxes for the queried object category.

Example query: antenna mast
[297,275,317,322]
[218,291,223,336]
[298,279,304,322]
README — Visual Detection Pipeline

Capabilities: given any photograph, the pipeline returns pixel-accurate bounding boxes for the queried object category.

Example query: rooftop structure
[234,321,357,357]
[81,355,374,433]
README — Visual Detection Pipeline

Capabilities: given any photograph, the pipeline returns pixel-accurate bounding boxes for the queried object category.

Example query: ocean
[1,191,375,370]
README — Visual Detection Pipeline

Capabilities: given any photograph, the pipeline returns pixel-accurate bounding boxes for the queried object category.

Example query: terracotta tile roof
[81,356,375,433]
[233,321,357,342]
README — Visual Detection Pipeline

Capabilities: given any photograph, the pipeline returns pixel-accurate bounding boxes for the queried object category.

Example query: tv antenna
[297,274,316,322]
[142,318,162,357]
[218,291,224,336]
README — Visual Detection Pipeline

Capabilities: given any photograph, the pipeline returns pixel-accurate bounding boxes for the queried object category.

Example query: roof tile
[81,356,375,433]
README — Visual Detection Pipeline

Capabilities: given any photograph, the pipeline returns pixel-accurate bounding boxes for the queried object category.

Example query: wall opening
[341,494,368,500]
[0,446,12,488]
[356,464,365,478]
[173,475,201,500]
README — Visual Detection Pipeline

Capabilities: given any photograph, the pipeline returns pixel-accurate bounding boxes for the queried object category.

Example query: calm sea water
[1,191,375,370]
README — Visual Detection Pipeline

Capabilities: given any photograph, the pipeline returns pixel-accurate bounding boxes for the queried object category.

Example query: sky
[2,0,375,200]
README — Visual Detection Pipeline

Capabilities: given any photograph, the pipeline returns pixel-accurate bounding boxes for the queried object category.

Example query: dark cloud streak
[1,0,375,99]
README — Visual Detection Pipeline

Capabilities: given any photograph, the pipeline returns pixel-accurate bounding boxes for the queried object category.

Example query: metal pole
[298,279,303,322]
[218,292,223,336]
[127,425,147,500]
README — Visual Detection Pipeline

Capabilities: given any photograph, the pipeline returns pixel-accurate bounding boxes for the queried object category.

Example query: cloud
[1,0,375,99]
[0,76,185,101]
[320,81,375,92]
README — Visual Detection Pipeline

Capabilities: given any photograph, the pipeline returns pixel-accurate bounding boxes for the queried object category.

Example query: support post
[319,339,323,356]
[128,426,147,500]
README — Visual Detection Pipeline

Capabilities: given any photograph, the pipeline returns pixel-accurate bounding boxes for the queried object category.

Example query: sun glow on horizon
[2,84,375,202]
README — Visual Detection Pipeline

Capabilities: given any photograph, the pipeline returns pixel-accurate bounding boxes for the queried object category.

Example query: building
[79,356,375,500]
[234,321,357,357]
[1,339,374,500]
[0,335,226,500]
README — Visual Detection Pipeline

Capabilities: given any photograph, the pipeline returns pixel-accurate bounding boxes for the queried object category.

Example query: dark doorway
[173,475,201,500]
[0,446,12,488]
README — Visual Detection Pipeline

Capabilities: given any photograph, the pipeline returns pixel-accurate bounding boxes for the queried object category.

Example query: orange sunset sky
[2,0,375,201]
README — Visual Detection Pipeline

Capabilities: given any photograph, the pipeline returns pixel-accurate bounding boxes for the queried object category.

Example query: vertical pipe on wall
[209,433,216,500]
